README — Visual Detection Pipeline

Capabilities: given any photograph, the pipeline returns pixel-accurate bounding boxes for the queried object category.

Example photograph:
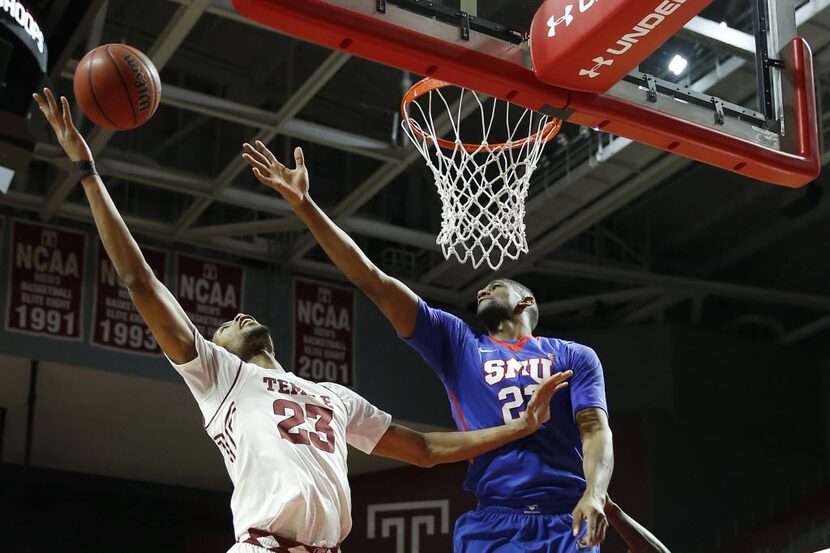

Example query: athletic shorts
[229,528,340,553]
[453,505,601,553]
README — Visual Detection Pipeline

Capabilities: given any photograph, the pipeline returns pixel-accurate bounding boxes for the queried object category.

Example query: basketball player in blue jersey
[243,141,615,552]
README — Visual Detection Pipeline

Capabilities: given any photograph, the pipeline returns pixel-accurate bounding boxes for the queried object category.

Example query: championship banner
[176,253,244,338]
[91,241,167,354]
[293,278,355,387]
[6,220,85,339]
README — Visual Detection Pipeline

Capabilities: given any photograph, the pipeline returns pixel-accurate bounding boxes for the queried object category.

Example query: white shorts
[228,539,342,553]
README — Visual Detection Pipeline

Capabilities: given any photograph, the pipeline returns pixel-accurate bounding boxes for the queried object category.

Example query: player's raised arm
[34,89,196,363]
[241,141,419,337]
[372,371,571,467]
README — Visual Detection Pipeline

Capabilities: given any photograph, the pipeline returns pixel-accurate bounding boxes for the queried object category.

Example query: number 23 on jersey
[273,399,336,453]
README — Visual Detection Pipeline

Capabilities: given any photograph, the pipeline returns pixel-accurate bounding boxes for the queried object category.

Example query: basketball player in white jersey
[34,89,573,552]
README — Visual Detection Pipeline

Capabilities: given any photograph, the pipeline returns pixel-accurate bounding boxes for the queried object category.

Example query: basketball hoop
[401,78,561,271]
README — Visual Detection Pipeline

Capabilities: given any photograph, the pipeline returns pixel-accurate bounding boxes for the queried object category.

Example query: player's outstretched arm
[241,141,419,337]
[604,497,671,553]
[572,407,614,547]
[33,89,196,363]
[372,371,571,467]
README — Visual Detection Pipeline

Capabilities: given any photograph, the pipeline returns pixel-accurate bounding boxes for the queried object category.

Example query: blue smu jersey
[403,299,608,513]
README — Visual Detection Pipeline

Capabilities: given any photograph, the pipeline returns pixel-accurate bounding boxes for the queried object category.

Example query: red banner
[90,242,167,354]
[293,278,355,387]
[176,253,244,338]
[6,220,86,339]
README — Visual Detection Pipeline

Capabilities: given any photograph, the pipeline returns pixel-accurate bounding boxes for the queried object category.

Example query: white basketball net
[402,83,555,271]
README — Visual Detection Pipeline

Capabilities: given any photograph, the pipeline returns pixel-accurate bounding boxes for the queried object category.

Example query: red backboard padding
[530,0,713,93]
[232,0,820,187]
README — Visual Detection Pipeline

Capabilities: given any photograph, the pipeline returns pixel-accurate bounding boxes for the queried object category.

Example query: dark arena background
[1,1,830,553]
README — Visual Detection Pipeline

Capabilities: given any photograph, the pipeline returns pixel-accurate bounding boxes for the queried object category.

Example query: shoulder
[168,329,243,377]
[540,337,600,367]
[420,299,470,328]
[565,340,598,358]
[198,331,243,363]
[317,381,358,408]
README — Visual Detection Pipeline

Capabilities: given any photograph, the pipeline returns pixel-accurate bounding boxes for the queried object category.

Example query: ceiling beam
[621,294,689,324]
[700,193,830,275]
[33,145,441,251]
[632,174,830,323]
[45,0,108,85]
[537,287,660,317]
[780,313,830,344]
[160,83,404,163]
[534,259,830,311]
[59,60,405,163]
[5,190,266,258]
[169,49,351,236]
[40,0,213,222]
[182,212,441,248]
[182,218,306,239]
[285,94,482,263]
[657,185,774,253]
[289,259,460,306]
[795,0,830,26]
[678,17,756,60]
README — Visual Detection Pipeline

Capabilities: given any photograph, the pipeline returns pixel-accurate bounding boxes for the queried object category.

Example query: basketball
[72,44,161,130]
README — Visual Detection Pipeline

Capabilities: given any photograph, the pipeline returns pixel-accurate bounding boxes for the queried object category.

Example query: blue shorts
[453,505,601,553]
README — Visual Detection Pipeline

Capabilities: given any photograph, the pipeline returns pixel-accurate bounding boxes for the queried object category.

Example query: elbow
[121,264,155,291]
[417,452,438,469]
[354,265,385,296]
[415,437,439,468]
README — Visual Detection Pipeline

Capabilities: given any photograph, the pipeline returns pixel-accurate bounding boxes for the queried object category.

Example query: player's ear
[514,295,535,314]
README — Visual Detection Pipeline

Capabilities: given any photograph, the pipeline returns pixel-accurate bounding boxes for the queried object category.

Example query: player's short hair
[503,279,539,330]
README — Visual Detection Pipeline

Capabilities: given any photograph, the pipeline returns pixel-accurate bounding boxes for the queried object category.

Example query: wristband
[74,159,98,180]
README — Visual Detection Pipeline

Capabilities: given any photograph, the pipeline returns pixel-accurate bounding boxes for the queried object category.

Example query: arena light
[720,20,728,29]
[668,54,688,76]
[0,165,13,193]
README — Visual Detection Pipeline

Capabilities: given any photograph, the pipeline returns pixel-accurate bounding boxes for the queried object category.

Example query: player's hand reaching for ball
[32,88,93,162]
[519,370,572,432]
[242,141,309,208]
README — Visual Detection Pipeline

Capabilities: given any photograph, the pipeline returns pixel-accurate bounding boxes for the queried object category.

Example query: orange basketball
[73,44,161,130]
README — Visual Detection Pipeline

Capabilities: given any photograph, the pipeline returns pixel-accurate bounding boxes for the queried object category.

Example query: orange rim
[401,77,562,153]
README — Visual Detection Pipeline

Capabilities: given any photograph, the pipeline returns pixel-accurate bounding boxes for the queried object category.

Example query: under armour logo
[524,504,540,514]
[579,57,614,79]
[546,5,573,37]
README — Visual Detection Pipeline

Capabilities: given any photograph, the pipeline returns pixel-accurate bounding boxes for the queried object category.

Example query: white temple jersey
[169,331,392,548]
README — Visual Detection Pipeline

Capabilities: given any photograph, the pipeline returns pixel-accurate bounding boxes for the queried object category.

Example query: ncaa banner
[293,278,355,387]
[6,219,86,340]
[176,253,244,338]
[90,241,168,355]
